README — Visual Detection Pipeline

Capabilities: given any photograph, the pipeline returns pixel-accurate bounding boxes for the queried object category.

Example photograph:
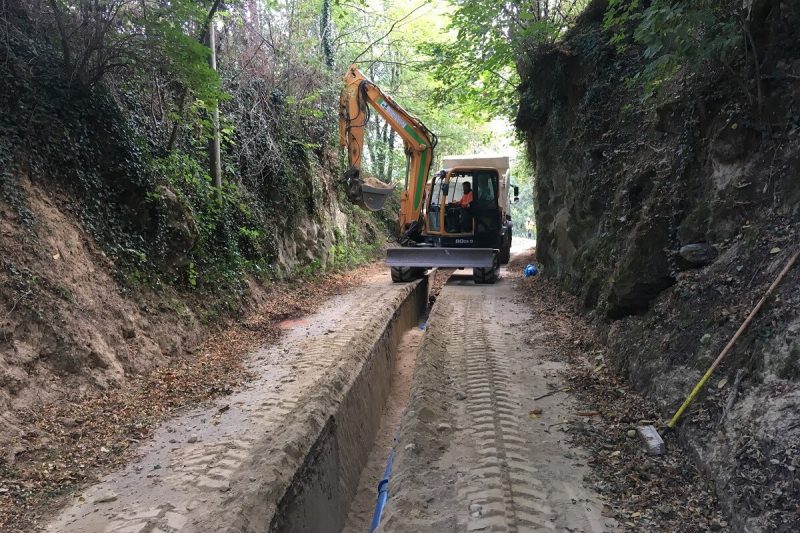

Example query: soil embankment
[1,3,390,494]
[516,1,800,529]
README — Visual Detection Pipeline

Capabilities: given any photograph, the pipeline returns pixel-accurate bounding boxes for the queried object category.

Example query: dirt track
[30,240,727,532]
[380,268,612,532]
[41,275,427,533]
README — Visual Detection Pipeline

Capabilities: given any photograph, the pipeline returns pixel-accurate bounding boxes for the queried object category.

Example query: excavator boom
[339,65,436,228]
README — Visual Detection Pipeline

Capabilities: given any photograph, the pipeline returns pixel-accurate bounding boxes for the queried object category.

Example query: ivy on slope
[0,4,354,310]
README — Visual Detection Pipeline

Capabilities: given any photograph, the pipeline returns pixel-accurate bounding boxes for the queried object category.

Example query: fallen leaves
[0,262,380,532]
[510,250,728,531]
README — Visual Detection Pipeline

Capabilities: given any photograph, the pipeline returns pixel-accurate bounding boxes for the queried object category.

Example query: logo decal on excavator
[377,99,407,130]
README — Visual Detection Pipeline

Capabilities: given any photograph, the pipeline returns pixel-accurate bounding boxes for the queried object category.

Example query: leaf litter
[0,263,382,532]
[508,251,729,532]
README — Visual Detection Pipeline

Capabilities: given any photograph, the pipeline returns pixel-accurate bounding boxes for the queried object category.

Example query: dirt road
[380,268,613,532]
[32,245,723,532]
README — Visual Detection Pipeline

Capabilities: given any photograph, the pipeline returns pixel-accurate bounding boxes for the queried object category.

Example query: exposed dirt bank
[0,243,383,532]
[516,2,800,529]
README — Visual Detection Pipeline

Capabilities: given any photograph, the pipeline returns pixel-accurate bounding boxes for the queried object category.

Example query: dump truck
[339,65,518,284]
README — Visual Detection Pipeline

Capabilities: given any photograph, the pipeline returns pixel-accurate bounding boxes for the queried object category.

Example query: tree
[424,0,588,119]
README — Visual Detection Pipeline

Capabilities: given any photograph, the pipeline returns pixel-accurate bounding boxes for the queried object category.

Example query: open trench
[42,239,725,533]
[266,273,436,533]
[267,268,462,533]
[44,274,433,533]
[269,244,608,533]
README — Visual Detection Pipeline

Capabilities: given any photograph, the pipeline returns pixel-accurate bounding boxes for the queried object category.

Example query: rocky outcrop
[516,1,800,530]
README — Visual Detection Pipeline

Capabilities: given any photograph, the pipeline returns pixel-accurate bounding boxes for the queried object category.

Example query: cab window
[473,171,497,208]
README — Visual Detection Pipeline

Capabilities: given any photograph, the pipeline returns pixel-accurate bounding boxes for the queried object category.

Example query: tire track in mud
[384,278,609,533]
[456,295,555,532]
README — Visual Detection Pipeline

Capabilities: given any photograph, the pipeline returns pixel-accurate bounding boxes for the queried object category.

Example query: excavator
[339,65,517,284]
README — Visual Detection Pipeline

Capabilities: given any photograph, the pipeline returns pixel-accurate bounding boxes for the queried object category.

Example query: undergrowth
[0,4,386,312]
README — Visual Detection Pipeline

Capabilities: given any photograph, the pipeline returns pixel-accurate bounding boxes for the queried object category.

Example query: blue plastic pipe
[369,435,398,532]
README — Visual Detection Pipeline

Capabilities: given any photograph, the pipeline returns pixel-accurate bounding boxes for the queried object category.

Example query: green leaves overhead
[604,0,743,96]
[141,0,224,106]
[424,0,588,119]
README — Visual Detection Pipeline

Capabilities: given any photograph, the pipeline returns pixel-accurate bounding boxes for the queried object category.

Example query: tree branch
[350,2,428,65]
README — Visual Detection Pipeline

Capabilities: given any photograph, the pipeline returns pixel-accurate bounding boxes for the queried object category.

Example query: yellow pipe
[668,248,800,429]
[667,363,718,428]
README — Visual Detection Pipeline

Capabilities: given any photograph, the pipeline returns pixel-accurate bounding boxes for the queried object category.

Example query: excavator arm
[339,65,437,229]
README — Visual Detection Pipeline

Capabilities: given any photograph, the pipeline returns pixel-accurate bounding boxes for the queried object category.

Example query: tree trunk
[208,19,222,191]
[320,0,334,70]
[386,130,396,183]
[166,0,223,152]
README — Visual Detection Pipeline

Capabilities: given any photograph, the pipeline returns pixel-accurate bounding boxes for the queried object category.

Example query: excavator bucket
[343,168,395,211]
[386,247,497,269]
[359,182,395,211]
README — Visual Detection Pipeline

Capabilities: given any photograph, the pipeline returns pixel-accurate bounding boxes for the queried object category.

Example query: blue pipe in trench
[369,431,399,532]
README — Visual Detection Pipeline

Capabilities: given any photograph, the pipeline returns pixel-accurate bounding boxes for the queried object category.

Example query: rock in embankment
[679,243,717,267]
[515,0,800,529]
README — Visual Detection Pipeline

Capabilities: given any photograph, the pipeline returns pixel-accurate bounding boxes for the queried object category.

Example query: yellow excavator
[339,65,517,284]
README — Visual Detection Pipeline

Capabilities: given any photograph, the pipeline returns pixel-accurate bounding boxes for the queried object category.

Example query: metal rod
[208,18,222,191]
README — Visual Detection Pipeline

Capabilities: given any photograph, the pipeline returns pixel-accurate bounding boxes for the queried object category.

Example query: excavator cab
[425,168,500,244]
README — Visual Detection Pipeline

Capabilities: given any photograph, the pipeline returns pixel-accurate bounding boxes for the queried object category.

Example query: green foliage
[510,155,535,234]
[425,0,588,119]
[37,0,222,104]
[326,213,384,272]
[604,0,742,94]
[141,0,224,105]
[152,151,278,292]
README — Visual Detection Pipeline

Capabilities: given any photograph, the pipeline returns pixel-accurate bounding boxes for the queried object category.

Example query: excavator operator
[447,181,473,232]
[456,181,473,208]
